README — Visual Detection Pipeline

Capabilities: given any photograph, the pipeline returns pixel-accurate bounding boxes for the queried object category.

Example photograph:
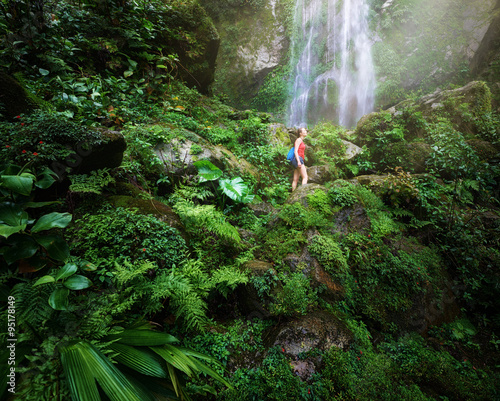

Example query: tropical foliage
[1,0,499,400]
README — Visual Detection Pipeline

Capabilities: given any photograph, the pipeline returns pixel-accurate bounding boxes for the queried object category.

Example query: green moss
[309,234,348,279]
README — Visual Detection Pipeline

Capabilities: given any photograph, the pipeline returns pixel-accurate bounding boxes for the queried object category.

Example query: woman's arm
[294,137,302,166]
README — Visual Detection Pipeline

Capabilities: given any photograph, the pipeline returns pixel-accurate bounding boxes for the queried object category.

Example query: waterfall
[288,0,376,128]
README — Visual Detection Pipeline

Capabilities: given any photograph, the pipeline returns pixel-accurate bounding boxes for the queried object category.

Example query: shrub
[328,180,358,208]
[69,207,187,270]
[270,271,317,316]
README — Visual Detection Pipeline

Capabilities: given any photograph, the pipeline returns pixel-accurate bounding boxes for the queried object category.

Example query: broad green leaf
[1,175,33,196]
[108,343,167,378]
[3,234,38,264]
[33,275,56,286]
[23,201,60,208]
[106,330,179,346]
[60,342,101,401]
[34,234,70,261]
[0,202,28,226]
[0,223,25,239]
[80,260,97,272]
[124,70,134,78]
[35,173,56,189]
[49,287,69,310]
[63,275,92,290]
[39,68,50,76]
[219,177,254,203]
[31,212,72,233]
[188,354,233,388]
[54,262,78,280]
[193,160,222,183]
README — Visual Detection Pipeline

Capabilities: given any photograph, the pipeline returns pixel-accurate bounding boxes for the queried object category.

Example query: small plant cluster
[376,166,420,208]
[69,207,187,272]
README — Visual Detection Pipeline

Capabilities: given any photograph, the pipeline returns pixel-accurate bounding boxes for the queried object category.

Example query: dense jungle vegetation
[0,0,499,400]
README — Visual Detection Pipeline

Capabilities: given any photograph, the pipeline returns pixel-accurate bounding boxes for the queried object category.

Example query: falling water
[288,0,376,128]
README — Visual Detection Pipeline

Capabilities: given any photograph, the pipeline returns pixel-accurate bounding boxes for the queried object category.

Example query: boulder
[342,140,363,160]
[266,311,353,356]
[154,133,258,180]
[286,183,328,208]
[388,273,460,335]
[332,204,372,236]
[384,142,432,173]
[466,139,499,161]
[247,202,278,217]
[307,165,330,185]
[49,129,126,181]
[283,229,345,302]
[348,174,388,187]
[0,72,34,120]
[107,195,186,237]
[268,123,292,147]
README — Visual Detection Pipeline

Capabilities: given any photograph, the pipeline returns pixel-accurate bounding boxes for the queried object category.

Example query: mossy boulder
[107,195,186,238]
[286,184,328,208]
[384,141,432,173]
[268,123,292,147]
[266,311,353,356]
[354,111,393,145]
[466,139,499,161]
[283,229,345,303]
[0,72,35,120]
[154,132,258,180]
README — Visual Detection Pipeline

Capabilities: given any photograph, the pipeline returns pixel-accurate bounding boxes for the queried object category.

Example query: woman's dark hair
[296,127,306,135]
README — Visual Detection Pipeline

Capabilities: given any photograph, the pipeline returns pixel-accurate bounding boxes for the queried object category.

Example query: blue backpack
[286,147,295,162]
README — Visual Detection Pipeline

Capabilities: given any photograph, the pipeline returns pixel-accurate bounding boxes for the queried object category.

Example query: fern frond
[173,200,240,243]
[210,266,248,298]
[69,168,116,194]
[114,260,157,285]
[170,291,208,332]
[11,282,55,339]
[151,271,208,331]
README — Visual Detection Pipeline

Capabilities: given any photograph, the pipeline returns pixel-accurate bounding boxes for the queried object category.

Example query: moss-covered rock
[107,195,186,237]
[266,311,353,356]
[154,132,259,180]
[0,72,35,120]
[286,183,328,208]
[384,141,432,173]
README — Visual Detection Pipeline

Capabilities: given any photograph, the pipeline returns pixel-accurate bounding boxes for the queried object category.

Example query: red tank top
[297,140,305,159]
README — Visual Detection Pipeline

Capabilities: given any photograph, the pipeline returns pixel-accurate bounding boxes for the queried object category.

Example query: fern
[170,182,214,203]
[210,266,249,298]
[10,282,55,340]
[173,199,240,243]
[69,168,116,194]
[113,260,209,332]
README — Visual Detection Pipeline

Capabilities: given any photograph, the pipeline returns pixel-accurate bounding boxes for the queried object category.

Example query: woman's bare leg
[292,168,300,191]
[300,165,308,186]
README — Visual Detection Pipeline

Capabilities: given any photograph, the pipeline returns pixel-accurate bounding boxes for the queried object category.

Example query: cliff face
[205,0,500,116]
[200,0,291,110]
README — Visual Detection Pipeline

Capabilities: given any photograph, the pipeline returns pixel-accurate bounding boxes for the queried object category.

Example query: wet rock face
[267,311,353,357]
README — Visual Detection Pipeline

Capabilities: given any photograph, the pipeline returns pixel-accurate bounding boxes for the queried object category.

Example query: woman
[291,127,308,191]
